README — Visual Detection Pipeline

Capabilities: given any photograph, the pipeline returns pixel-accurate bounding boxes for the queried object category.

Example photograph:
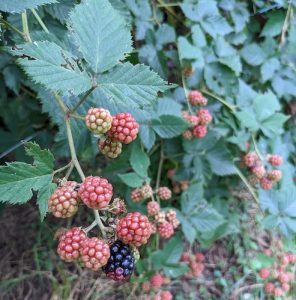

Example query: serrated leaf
[118,172,144,187]
[261,11,285,37]
[11,41,92,96]
[139,125,156,151]
[69,0,132,73]
[261,113,290,138]
[236,110,260,131]
[37,183,56,221]
[152,115,189,138]
[261,58,280,82]
[0,143,54,205]
[98,63,170,108]
[0,0,57,13]
[130,143,150,178]
[240,44,266,66]
[46,0,75,24]
[253,91,280,121]
[157,98,182,117]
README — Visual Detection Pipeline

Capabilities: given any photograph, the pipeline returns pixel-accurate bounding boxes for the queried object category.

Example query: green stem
[94,210,106,237]
[251,134,264,161]
[0,18,26,39]
[201,89,236,112]
[21,12,32,43]
[83,220,97,234]
[53,161,73,175]
[31,8,49,33]
[279,3,293,47]
[71,85,97,113]
[64,163,74,180]
[155,142,164,202]
[53,92,68,114]
[70,113,85,120]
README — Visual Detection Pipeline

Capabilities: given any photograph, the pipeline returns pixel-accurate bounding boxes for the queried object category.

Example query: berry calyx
[57,227,86,262]
[85,107,112,134]
[188,90,208,106]
[197,109,212,125]
[147,201,160,216]
[259,268,270,279]
[268,154,283,166]
[108,113,139,144]
[98,137,122,159]
[103,240,135,281]
[267,170,282,182]
[192,125,207,138]
[157,222,174,239]
[80,237,110,271]
[117,212,152,247]
[157,187,172,200]
[260,177,273,190]
[48,181,80,218]
[78,176,113,209]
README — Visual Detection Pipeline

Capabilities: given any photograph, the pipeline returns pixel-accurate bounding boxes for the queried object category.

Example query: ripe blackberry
[103,240,135,281]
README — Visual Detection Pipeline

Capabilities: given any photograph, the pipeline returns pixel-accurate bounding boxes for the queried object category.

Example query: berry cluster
[131,185,172,203]
[85,108,139,159]
[182,90,212,140]
[258,251,295,297]
[242,152,283,190]
[49,176,152,281]
[141,273,173,300]
[181,251,205,278]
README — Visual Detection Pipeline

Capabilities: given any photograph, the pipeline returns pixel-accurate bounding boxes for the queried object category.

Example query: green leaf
[0,143,54,206]
[98,63,170,108]
[219,55,242,75]
[240,44,266,66]
[152,115,189,138]
[253,91,280,121]
[261,58,280,82]
[11,41,92,96]
[236,110,260,131]
[261,113,290,138]
[139,125,156,151]
[118,172,144,188]
[206,143,236,176]
[37,183,56,221]
[130,143,150,178]
[69,0,132,73]
[46,0,75,24]
[0,0,57,13]
[261,11,285,37]
[157,98,182,117]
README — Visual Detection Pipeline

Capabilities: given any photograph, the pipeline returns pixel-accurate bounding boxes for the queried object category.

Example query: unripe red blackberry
[78,176,113,209]
[108,112,139,144]
[160,291,173,300]
[183,129,193,140]
[131,188,142,202]
[48,181,80,218]
[190,261,204,277]
[142,281,151,292]
[57,227,86,262]
[147,201,160,216]
[282,283,290,292]
[251,165,266,179]
[267,170,282,182]
[150,273,164,288]
[195,253,205,263]
[279,273,290,284]
[85,107,112,134]
[280,255,290,266]
[192,125,207,138]
[274,287,284,297]
[117,212,152,247]
[171,218,180,228]
[197,109,212,125]
[157,187,172,200]
[188,90,208,106]
[140,184,153,199]
[185,115,200,126]
[268,154,283,166]
[179,180,189,190]
[166,209,177,222]
[286,252,296,263]
[80,237,110,271]
[154,212,166,224]
[264,282,274,294]
[260,177,273,190]
[181,252,190,262]
[157,222,174,239]
[243,152,259,168]
[259,268,270,279]
[98,137,122,159]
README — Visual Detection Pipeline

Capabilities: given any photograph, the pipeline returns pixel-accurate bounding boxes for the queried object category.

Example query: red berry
[57,227,86,262]
[264,282,275,294]
[147,201,160,216]
[267,170,282,182]
[108,113,139,144]
[192,125,207,138]
[166,209,177,222]
[131,188,142,202]
[140,184,153,199]
[155,212,166,224]
[186,115,200,126]
[195,253,205,263]
[273,287,284,297]
[78,176,113,209]
[197,109,212,125]
[251,165,266,178]
[80,237,110,271]
[48,181,80,218]
[157,187,172,200]
[157,222,174,239]
[160,291,173,300]
[190,261,204,276]
[182,129,193,140]
[188,90,208,106]
[259,268,270,280]
[150,273,164,288]
[260,177,273,190]
[286,252,296,264]
[268,154,283,166]
[282,283,290,292]
[280,255,290,266]
[278,272,289,284]
[85,107,112,134]
[142,281,151,292]
[98,137,122,159]
[181,252,190,262]
[117,212,152,247]
[243,152,259,168]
